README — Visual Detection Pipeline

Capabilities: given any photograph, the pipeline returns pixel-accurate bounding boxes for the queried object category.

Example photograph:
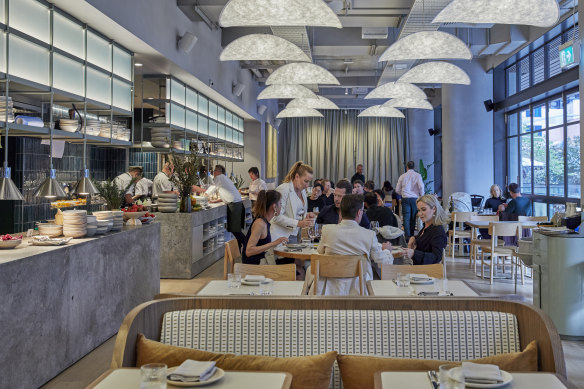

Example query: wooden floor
[41,254,584,389]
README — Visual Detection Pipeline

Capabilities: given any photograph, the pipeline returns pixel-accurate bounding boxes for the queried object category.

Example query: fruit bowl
[0,239,22,249]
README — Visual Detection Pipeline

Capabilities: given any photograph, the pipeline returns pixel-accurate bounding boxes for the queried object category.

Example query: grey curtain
[278,110,409,188]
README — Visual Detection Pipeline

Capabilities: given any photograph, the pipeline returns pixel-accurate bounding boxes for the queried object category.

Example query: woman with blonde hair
[398,194,449,265]
[484,184,504,213]
[271,161,315,246]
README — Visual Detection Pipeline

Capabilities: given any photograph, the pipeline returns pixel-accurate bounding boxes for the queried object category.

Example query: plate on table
[286,243,307,249]
[409,276,435,284]
[167,366,225,387]
[448,367,513,388]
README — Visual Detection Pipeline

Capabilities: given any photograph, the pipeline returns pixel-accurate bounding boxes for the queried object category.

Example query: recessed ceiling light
[134,63,143,67]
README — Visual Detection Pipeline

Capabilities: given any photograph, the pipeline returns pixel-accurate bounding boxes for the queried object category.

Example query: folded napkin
[244,275,265,282]
[168,360,217,382]
[461,362,503,384]
[378,225,404,239]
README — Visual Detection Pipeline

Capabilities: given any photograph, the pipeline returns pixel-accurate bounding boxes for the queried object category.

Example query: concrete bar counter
[0,223,161,389]
[156,198,251,278]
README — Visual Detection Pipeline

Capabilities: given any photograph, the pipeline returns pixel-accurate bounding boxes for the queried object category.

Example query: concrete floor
[41,255,584,389]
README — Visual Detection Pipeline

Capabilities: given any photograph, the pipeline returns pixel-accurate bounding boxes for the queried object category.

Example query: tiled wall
[129,150,159,180]
[1,138,127,233]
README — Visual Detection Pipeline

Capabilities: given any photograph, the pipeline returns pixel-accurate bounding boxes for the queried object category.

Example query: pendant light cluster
[219,0,342,118]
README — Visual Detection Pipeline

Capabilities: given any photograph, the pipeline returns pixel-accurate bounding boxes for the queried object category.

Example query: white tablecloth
[196,280,305,296]
[377,372,566,389]
[369,280,479,297]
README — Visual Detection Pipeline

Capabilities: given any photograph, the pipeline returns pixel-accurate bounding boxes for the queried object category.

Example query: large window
[506,90,580,216]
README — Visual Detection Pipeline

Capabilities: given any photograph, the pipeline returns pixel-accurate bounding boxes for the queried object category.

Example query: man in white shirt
[113,166,142,206]
[193,165,245,249]
[247,166,267,206]
[306,194,393,295]
[152,162,178,198]
[395,160,424,240]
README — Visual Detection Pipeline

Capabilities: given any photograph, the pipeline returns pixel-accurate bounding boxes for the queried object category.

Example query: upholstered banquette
[112,297,566,388]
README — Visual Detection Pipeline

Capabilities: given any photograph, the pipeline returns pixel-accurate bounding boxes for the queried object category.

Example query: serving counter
[156,198,251,278]
[0,223,161,389]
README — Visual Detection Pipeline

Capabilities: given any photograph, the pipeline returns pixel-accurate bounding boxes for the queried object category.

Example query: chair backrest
[310,254,365,295]
[223,239,240,280]
[488,222,520,248]
[452,211,477,227]
[518,216,548,222]
[470,195,484,208]
[234,263,296,281]
[381,262,445,280]
[471,214,499,222]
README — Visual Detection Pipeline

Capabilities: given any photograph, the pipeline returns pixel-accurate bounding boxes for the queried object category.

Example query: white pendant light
[358,106,405,118]
[220,34,311,62]
[432,0,559,28]
[287,96,339,110]
[219,0,342,28]
[382,98,433,110]
[266,63,340,85]
[257,85,318,100]
[365,82,426,100]
[379,31,472,62]
[276,108,324,118]
[398,62,471,85]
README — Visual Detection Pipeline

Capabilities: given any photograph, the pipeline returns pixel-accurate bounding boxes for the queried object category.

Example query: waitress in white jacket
[271,162,315,263]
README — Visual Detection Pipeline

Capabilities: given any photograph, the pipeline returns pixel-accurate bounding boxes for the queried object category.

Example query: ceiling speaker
[233,83,246,97]
[258,105,267,115]
[428,128,441,136]
[483,99,495,112]
[178,32,198,53]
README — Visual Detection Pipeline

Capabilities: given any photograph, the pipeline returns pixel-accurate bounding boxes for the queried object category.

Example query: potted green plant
[418,159,435,194]
[95,177,137,210]
[167,152,203,213]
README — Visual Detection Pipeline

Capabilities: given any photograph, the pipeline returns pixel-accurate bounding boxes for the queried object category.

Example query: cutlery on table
[427,371,438,389]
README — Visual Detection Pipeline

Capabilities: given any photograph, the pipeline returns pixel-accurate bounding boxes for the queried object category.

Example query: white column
[442,61,494,201]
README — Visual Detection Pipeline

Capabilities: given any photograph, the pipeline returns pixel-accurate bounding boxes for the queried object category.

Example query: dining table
[87,368,292,389]
[374,371,568,389]
[196,280,305,296]
[367,280,479,297]
[273,243,318,261]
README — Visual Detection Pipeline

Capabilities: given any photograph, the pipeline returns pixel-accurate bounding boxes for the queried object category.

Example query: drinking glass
[259,278,273,295]
[140,363,167,389]
[396,273,410,287]
[313,207,320,217]
[228,273,241,288]
[438,364,464,389]
[308,226,316,243]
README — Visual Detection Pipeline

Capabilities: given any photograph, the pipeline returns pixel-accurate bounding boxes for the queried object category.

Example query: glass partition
[208,101,217,120]
[170,103,185,128]
[198,94,208,115]
[0,32,6,73]
[113,46,132,81]
[86,67,111,104]
[197,115,208,136]
[87,31,112,71]
[217,106,225,123]
[217,123,225,140]
[186,110,197,132]
[226,111,232,127]
[8,34,49,85]
[53,12,84,59]
[170,79,185,105]
[186,88,197,110]
[53,53,84,96]
[112,78,132,111]
[9,0,49,43]
[208,119,217,138]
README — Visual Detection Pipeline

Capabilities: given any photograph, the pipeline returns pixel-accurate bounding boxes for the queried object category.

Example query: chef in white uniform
[152,161,178,198]
[113,166,142,206]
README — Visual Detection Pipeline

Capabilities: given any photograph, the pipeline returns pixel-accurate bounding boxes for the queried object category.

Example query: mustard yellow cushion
[337,340,538,389]
[136,334,337,389]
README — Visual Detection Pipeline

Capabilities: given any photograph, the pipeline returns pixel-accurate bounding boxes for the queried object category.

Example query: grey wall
[232,121,263,186]
[442,61,494,201]
[407,109,435,193]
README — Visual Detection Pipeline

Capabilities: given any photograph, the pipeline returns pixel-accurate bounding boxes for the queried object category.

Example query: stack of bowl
[94,211,114,232]
[158,192,178,213]
[111,211,124,231]
[85,120,102,136]
[37,222,63,237]
[62,210,87,238]
[151,127,171,148]
[86,215,97,237]
[59,119,79,133]
[99,124,112,138]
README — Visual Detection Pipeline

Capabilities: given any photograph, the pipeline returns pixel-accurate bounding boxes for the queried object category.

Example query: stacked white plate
[0,96,15,122]
[93,211,114,232]
[62,210,87,238]
[86,215,97,237]
[96,220,108,235]
[116,127,131,141]
[37,222,63,238]
[151,127,171,148]
[59,119,79,133]
[84,120,102,136]
[111,211,124,231]
[158,192,178,213]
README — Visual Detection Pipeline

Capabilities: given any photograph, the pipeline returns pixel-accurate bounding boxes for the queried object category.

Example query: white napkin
[245,275,265,282]
[409,273,431,281]
[168,360,217,382]
[378,225,404,239]
[461,362,503,384]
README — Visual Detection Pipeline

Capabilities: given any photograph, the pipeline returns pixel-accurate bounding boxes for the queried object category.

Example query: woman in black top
[400,194,449,265]
[242,190,289,264]
[484,184,504,212]
[307,183,325,212]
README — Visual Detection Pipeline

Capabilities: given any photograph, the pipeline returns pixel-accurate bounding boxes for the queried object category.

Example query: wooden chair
[234,263,296,281]
[469,215,500,271]
[380,262,444,280]
[481,222,521,284]
[223,239,240,280]
[448,212,477,260]
[310,254,366,295]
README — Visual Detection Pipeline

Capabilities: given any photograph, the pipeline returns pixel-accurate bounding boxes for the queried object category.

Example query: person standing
[351,164,365,184]
[152,162,179,198]
[113,166,142,206]
[193,165,246,249]
[247,166,267,207]
[395,161,424,240]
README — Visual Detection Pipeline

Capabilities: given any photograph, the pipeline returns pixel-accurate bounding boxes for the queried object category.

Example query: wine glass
[313,207,320,217]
